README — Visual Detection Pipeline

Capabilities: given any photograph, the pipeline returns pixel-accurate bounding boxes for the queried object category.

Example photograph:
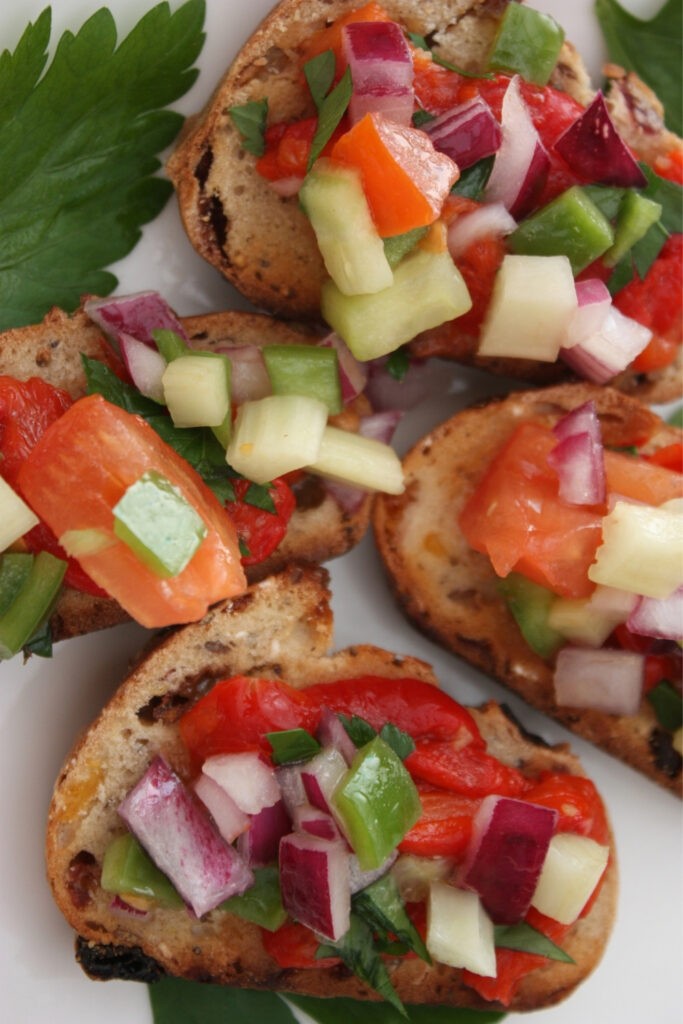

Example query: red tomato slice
[522,772,609,846]
[458,421,604,598]
[399,785,478,857]
[225,476,296,566]
[406,738,530,798]
[17,394,246,627]
[261,920,340,969]
[604,447,683,505]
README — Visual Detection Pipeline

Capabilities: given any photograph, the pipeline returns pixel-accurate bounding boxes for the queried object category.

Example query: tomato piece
[179,674,484,768]
[617,235,682,372]
[399,785,478,857]
[330,115,458,236]
[261,920,340,968]
[459,422,604,598]
[225,476,296,566]
[256,118,318,181]
[604,448,683,505]
[406,738,530,798]
[17,394,246,628]
[522,772,609,846]
[644,442,683,473]
[0,377,108,597]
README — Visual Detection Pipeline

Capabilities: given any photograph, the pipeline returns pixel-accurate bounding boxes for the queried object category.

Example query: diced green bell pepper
[604,190,663,267]
[220,866,287,931]
[152,328,188,362]
[263,344,342,415]
[113,469,208,578]
[486,3,565,86]
[0,550,66,660]
[508,186,615,274]
[0,552,33,617]
[332,736,421,870]
[498,572,564,660]
[383,226,428,267]
[101,833,183,907]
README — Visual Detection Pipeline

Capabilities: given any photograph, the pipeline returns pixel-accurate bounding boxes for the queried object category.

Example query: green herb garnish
[265,727,321,765]
[229,98,269,156]
[305,49,337,110]
[338,713,415,759]
[0,1,205,331]
[648,680,683,733]
[317,914,407,1017]
[307,65,353,170]
[494,922,574,963]
[596,0,682,136]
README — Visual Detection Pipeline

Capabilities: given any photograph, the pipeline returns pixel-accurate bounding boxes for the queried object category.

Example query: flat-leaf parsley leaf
[0,1,206,330]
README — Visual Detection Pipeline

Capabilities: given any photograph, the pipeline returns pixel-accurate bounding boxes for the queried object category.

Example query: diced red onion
[194,773,250,843]
[316,706,357,764]
[359,410,403,445]
[342,20,414,126]
[457,795,557,924]
[202,752,281,815]
[237,798,292,867]
[118,332,167,402]
[563,279,612,348]
[554,92,648,188]
[276,764,308,815]
[447,202,516,259]
[84,291,187,347]
[118,757,254,918]
[549,401,605,505]
[365,356,449,412]
[628,587,683,642]
[110,895,149,918]
[301,746,348,814]
[554,646,644,715]
[349,850,398,894]
[210,344,272,404]
[321,478,368,514]
[425,96,502,169]
[268,175,304,197]
[483,76,550,219]
[560,306,652,383]
[318,332,368,405]
[292,803,342,842]
[279,833,351,940]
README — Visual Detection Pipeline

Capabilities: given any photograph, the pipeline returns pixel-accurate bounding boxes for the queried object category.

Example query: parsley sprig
[0,1,206,330]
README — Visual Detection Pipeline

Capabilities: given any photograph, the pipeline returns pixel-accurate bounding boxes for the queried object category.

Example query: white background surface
[0,1,680,1022]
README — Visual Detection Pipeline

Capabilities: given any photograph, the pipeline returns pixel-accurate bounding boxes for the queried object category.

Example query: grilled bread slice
[0,305,370,643]
[46,561,617,1012]
[373,382,683,794]
[166,0,682,402]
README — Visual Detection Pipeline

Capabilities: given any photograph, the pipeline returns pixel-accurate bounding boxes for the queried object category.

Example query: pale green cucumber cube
[162,352,231,430]
[263,344,342,414]
[299,157,393,296]
[321,247,471,361]
[113,470,208,578]
[308,426,404,495]
[0,476,39,552]
[227,395,328,485]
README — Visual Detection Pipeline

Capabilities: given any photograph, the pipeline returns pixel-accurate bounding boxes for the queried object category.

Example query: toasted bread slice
[46,561,617,1012]
[373,382,683,794]
[0,305,370,643]
[167,0,682,403]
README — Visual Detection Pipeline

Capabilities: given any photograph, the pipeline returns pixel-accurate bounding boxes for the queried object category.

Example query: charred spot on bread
[75,937,166,983]
[194,145,213,188]
[66,851,99,910]
[650,728,683,779]
[498,703,553,749]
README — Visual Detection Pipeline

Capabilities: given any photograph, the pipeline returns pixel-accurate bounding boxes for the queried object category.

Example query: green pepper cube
[0,550,66,660]
[487,3,565,86]
[508,187,615,274]
[498,572,564,660]
[101,833,183,907]
[152,328,188,362]
[113,469,208,578]
[604,191,663,268]
[220,866,287,930]
[0,552,33,618]
[332,736,422,871]
[263,344,342,415]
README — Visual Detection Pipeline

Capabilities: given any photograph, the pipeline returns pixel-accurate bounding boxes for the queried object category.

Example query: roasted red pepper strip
[399,785,478,857]
[225,476,296,566]
[406,737,531,798]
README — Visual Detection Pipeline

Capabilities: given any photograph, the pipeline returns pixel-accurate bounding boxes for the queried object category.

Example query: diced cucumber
[426,883,496,976]
[263,344,342,414]
[478,254,577,361]
[307,425,405,494]
[299,158,393,295]
[0,476,39,553]
[588,500,683,598]
[604,191,662,268]
[162,352,231,431]
[547,584,636,648]
[227,394,328,485]
[113,470,208,578]
[508,186,614,274]
[321,247,471,361]
[0,551,67,660]
[531,833,609,925]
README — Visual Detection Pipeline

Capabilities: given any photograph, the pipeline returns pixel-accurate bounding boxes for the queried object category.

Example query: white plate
[0,2,680,1022]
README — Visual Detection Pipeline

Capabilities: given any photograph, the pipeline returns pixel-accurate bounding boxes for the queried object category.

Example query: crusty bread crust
[167,0,682,403]
[0,305,369,643]
[46,562,617,1011]
[373,382,683,795]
